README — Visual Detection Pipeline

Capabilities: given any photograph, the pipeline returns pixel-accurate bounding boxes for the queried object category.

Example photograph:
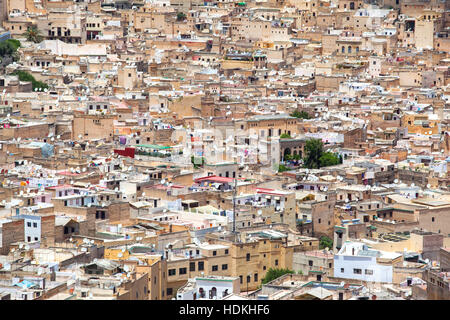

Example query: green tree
[0,39,21,59]
[303,138,323,169]
[191,155,205,168]
[261,268,294,284]
[278,164,290,172]
[319,236,333,250]
[319,152,341,168]
[176,12,187,21]
[6,39,20,50]
[290,110,311,119]
[10,70,48,91]
[280,133,292,139]
[24,26,43,43]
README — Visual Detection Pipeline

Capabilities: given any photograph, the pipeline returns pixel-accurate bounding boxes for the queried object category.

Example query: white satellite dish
[394,179,399,184]
[118,253,123,258]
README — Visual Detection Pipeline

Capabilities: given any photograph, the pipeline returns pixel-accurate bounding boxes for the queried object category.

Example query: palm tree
[24,26,43,43]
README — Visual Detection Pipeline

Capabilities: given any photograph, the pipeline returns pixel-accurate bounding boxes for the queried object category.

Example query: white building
[176,276,240,300]
[333,241,402,283]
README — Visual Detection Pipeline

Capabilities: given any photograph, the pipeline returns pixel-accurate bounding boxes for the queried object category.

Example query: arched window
[348,46,352,53]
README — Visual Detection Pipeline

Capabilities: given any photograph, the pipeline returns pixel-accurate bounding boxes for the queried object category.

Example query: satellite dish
[118,253,123,258]
[426,184,431,188]
[394,179,399,184]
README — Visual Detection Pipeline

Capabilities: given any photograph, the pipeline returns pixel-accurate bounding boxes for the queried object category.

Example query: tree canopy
[278,164,290,172]
[290,110,311,119]
[319,236,333,250]
[280,133,292,139]
[0,39,20,59]
[303,139,323,169]
[303,139,342,169]
[24,26,43,43]
[261,268,294,284]
[176,12,187,21]
[10,70,48,91]
[319,152,342,168]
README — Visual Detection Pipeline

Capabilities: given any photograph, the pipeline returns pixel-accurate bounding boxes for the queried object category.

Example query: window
[33,223,37,228]
[213,250,217,256]
[365,269,373,275]
[212,265,218,272]
[341,268,344,273]
[247,275,251,283]
[254,273,258,282]
[308,260,313,267]
[27,222,31,227]
[189,262,195,272]
[246,253,250,261]
[353,268,362,275]
[239,275,243,284]
[225,249,229,254]
[432,217,435,222]
[198,262,204,271]
[222,264,228,270]
[168,269,176,276]
[167,288,173,296]
[275,259,279,266]
[179,268,187,275]
[27,236,31,242]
